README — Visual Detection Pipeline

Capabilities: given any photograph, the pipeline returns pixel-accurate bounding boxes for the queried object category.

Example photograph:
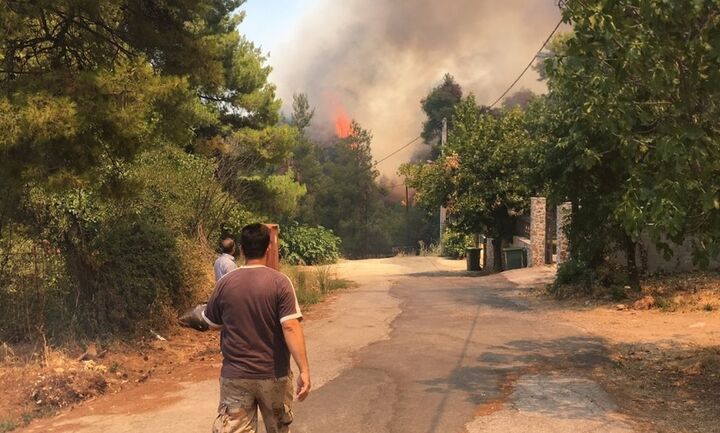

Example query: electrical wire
[372,135,422,167]
[371,17,564,168]
[488,17,564,108]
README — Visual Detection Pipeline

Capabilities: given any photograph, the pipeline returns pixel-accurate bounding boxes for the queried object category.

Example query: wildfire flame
[334,105,351,138]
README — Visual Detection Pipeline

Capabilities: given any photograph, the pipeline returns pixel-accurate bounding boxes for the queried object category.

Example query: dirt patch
[474,366,545,417]
[29,370,108,409]
[0,282,346,433]
[595,344,720,433]
[0,328,221,431]
[636,272,720,312]
[524,271,720,433]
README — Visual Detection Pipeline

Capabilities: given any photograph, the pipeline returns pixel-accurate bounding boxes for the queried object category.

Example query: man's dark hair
[220,237,235,255]
[240,224,270,259]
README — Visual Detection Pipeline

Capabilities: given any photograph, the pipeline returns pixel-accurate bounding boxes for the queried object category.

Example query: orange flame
[334,105,351,138]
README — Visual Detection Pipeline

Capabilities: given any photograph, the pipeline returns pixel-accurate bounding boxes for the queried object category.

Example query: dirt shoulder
[1,263,353,433]
[0,327,222,432]
[527,274,720,433]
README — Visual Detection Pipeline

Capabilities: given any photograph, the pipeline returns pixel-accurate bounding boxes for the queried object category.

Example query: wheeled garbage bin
[503,247,527,270]
[466,247,482,271]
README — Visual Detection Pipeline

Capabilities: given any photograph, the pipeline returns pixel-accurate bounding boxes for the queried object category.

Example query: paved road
[23,257,636,433]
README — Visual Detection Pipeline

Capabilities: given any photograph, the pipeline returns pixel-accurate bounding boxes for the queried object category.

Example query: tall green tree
[290,92,315,134]
[315,122,394,257]
[288,93,323,225]
[0,1,280,185]
[420,73,463,154]
[402,97,535,270]
[538,0,720,288]
[0,1,300,338]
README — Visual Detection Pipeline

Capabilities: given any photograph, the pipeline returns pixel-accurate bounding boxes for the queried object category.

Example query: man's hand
[282,318,311,401]
[296,370,311,401]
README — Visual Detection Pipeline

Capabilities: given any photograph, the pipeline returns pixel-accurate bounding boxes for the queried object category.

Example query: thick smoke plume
[272,0,563,176]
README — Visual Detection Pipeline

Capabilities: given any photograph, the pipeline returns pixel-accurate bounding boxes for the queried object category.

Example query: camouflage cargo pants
[213,375,294,433]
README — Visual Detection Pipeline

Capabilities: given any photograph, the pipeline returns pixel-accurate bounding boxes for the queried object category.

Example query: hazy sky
[238,0,307,57]
[239,1,563,179]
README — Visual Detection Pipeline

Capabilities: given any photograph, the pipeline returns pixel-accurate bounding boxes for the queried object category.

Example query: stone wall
[556,202,572,265]
[530,197,547,267]
[539,198,718,274]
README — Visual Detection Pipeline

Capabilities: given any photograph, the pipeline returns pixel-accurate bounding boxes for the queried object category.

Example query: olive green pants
[213,375,294,433]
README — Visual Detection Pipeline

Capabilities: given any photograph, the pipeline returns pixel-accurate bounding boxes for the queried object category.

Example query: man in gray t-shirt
[214,237,237,282]
[204,224,310,433]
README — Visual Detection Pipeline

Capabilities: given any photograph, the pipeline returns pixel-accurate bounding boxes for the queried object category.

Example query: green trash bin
[466,247,482,271]
[503,247,527,270]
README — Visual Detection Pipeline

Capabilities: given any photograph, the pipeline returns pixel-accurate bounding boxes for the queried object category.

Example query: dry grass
[0,345,109,431]
[637,272,720,312]
[281,264,353,307]
[597,344,720,433]
[0,328,222,432]
[549,271,720,312]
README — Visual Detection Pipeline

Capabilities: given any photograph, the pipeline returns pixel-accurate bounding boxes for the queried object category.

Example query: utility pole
[405,183,410,247]
[439,118,448,246]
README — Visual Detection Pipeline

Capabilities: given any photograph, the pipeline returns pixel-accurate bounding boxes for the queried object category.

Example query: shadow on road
[407,270,491,278]
[419,335,610,408]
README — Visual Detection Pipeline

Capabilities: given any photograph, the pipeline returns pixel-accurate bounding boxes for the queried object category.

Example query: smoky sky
[270,0,563,177]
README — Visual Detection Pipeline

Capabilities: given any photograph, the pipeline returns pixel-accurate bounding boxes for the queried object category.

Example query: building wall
[612,232,719,274]
[515,198,719,274]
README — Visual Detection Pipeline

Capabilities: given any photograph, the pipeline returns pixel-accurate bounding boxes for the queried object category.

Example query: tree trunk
[565,198,583,263]
[624,235,641,292]
[493,237,503,272]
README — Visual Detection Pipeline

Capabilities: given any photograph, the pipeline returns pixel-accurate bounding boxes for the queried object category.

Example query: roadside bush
[553,258,629,298]
[281,264,351,307]
[87,218,183,334]
[555,259,593,287]
[129,147,257,241]
[0,147,263,342]
[418,240,442,257]
[0,229,73,342]
[441,228,474,259]
[280,223,341,265]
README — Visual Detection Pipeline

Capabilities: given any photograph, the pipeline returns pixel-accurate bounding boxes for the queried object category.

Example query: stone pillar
[530,197,547,267]
[556,202,572,265]
[485,237,495,271]
[439,206,447,243]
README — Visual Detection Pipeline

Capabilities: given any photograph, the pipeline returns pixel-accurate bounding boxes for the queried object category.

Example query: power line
[371,17,564,168]
[372,135,422,167]
[488,18,564,108]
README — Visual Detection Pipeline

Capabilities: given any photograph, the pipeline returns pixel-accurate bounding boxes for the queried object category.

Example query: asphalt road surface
[22,256,636,433]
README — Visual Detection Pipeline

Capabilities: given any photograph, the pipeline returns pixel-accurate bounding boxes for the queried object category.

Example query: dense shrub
[280,223,341,265]
[441,228,474,259]
[0,147,254,342]
[129,148,257,240]
[552,258,629,298]
[0,230,73,342]
[555,259,593,287]
[86,219,184,333]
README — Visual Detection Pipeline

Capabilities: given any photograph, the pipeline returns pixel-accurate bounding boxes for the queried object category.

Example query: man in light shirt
[214,237,237,282]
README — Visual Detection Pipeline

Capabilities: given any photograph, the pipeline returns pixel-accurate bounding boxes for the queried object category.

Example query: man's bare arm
[282,319,311,401]
[201,306,223,331]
